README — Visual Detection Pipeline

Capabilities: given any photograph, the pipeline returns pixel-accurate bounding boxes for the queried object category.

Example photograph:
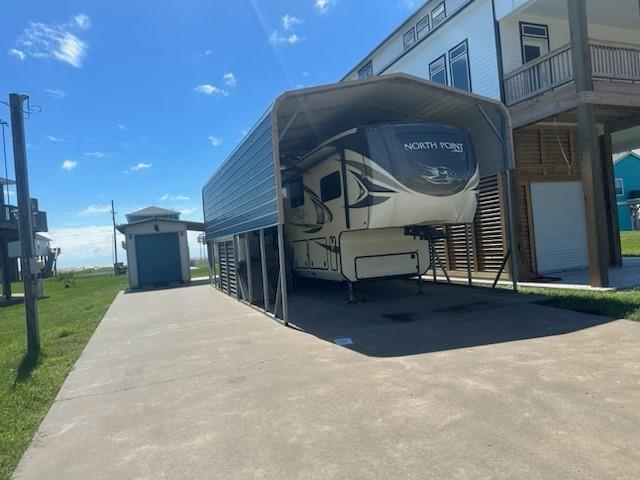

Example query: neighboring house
[613,151,640,231]
[343,0,640,285]
[0,178,50,299]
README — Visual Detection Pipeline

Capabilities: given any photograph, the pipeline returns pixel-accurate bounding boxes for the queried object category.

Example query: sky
[0,0,422,268]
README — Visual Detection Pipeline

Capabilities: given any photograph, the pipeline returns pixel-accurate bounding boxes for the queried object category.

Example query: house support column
[600,133,622,266]
[569,0,609,287]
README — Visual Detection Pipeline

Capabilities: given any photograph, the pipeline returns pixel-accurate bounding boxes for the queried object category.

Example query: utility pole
[9,93,39,354]
[111,200,118,275]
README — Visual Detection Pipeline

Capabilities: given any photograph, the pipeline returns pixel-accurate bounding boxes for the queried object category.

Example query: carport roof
[273,73,515,177]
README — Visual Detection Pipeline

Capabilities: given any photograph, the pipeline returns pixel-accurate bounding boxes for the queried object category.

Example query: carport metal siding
[202,112,279,239]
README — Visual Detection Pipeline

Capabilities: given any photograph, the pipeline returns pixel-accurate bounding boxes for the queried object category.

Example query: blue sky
[1,0,419,267]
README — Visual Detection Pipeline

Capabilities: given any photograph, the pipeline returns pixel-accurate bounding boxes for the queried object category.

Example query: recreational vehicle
[283,122,479,283]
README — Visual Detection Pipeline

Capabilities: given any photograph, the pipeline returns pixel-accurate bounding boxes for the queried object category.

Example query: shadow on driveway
[287,279,613,358]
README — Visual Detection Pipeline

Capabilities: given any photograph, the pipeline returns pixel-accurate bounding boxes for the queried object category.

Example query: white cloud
[125,162,152,173]
[47,225,125,268]
[204,49,212,56]
[73,14,91,29]
[83,151,105,158]
[44,88,67,98]
[223,72,236,87]
[117,123,126,130]
[8,48,26,60]
[160,194,190,201]
[46,134,66,142]
[282,14,303,30]
[61,159,78,171]
[194,84,229,97]
[208,135,223,146]
[79,204,111,215]
[270,31,301,45]
[178,207,199,218]
[315,0,337,13]
[15,18,89,68]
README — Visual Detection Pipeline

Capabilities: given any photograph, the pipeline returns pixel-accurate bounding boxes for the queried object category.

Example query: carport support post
[259,229,269,311]
[276,224,289,326]
[569,0,609,287]
[244,234,253,303]
[464,224,472,286]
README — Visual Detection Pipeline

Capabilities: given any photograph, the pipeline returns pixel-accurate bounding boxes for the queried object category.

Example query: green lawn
[0,272,127,480]
[620,231,640,256]
[523,287,640,322]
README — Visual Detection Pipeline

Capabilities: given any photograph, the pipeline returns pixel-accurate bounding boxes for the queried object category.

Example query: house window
[449,40,471,92]
[357,61,373,79]
[320,171,342,202]
[431,2,446,28]
[520,22,549,64]
[615,178,624,196]
[416,15,430,39]
[403,27,416,51]
[289,177,305,208]
[429,55,447,85]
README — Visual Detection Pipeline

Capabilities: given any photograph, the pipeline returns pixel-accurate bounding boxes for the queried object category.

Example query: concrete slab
[12,282,640,480]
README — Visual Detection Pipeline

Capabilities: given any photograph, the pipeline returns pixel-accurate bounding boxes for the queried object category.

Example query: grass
[620,231,640,257]
[0,272,127,480]
[522,287,640,322]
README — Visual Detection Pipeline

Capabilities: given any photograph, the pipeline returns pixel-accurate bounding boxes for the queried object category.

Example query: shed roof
[126,206,181,221]
[117,217,204,234]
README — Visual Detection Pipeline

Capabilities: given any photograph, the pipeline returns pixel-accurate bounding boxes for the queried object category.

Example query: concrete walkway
[13,284,640,480]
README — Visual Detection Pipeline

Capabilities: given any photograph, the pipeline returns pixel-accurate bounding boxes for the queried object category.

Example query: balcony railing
[0,204,18,226]
[504,40,640,106]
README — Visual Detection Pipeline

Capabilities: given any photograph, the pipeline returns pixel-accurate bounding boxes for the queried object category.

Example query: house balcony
[503,39,640,129]
[504,40,640,106]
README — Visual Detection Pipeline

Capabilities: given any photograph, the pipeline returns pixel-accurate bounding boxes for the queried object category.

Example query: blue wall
[202,111,279,239]
[614,153,640,231]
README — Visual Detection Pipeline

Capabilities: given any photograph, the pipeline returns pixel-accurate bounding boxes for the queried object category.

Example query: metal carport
[202,73,517,325]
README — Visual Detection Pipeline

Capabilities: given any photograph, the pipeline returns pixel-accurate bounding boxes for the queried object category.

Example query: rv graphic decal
[316,241,340,254]
[289,187,333,234]
[417,165,461,185]
[349,171,394,209]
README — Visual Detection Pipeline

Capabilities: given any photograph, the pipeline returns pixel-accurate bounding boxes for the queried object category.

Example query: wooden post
[568,0,609,287]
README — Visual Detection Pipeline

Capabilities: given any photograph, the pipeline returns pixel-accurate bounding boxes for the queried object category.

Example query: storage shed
[118,207,204,290]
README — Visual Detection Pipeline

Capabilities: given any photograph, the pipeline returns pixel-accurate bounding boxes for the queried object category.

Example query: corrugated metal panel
[203,112,278,239]
[217,239,237,297]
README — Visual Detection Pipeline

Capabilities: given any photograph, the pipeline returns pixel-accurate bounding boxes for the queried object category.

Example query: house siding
[500,13,640,74]
[385,0,500,99]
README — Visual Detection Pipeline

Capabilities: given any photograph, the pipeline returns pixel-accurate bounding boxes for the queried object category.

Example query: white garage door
[530,181,588,274]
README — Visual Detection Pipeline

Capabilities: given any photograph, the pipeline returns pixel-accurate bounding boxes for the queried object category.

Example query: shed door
[530,181,588,274]
[135,232,182,287]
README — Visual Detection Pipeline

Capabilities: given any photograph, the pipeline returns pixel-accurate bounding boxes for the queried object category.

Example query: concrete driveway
[12,282,640,480]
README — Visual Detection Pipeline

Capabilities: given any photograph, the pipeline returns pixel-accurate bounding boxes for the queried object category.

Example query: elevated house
[613,151,640,231]
[0,177,50,300]
[343,0,640,286]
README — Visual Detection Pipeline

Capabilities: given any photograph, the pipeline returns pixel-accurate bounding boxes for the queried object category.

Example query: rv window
[320,171,342,202]
[290,177,304,208]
